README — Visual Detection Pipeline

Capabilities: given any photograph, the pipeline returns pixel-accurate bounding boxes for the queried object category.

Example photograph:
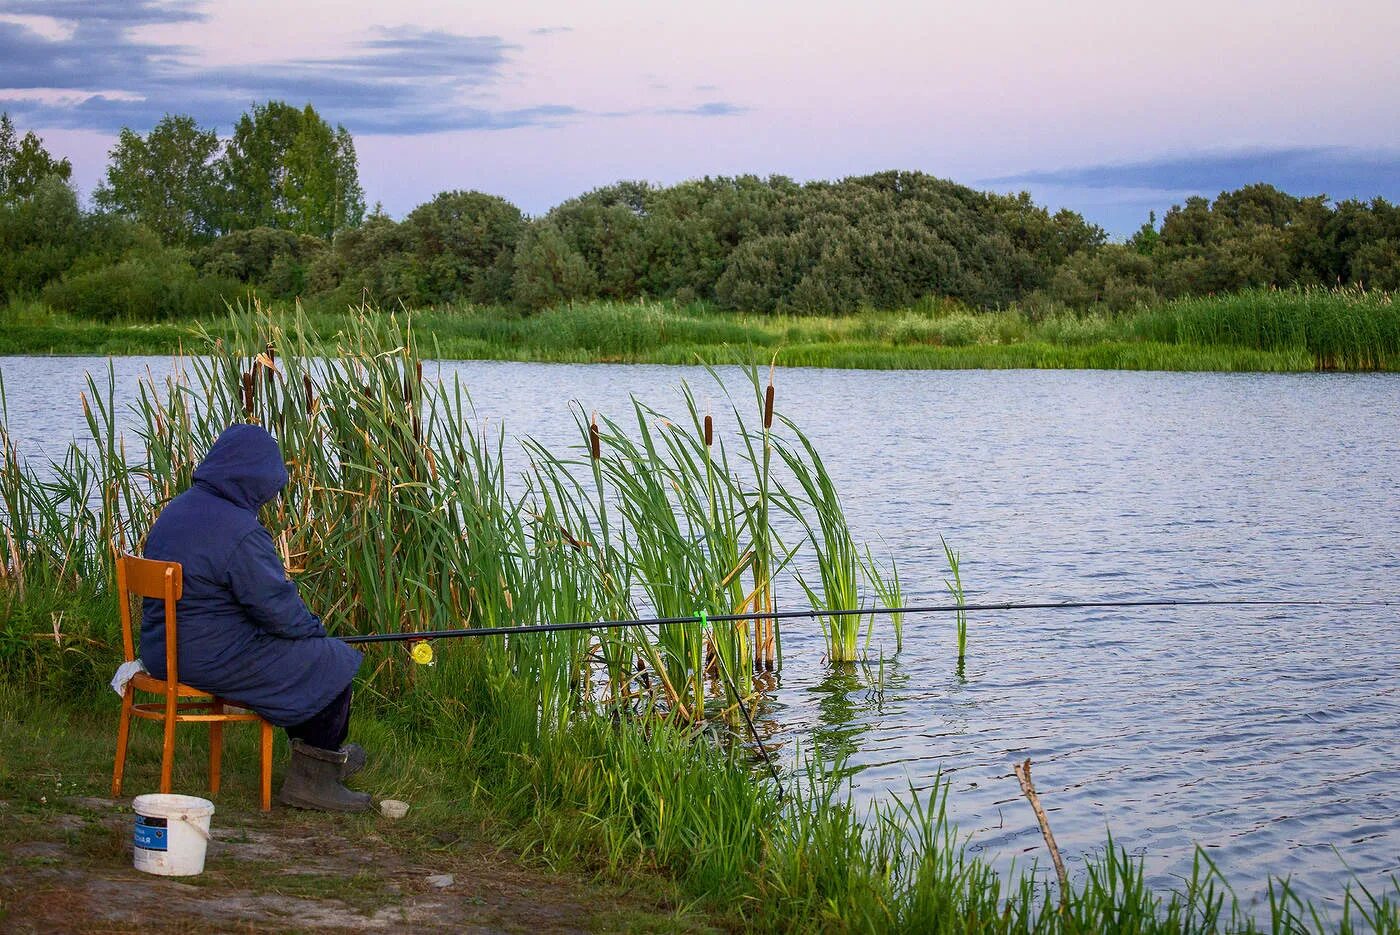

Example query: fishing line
[340,596,1397,646]
[340,596,1396,794]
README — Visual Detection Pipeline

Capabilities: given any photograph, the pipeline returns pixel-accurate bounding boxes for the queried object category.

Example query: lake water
[3,355,1399,913]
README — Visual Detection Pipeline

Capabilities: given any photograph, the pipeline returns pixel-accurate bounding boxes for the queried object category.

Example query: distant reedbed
[2,287,1397,374]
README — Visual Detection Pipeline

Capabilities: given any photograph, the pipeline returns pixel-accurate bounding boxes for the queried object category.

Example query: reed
[773,422,900,664]
[0,303,906,730]
[10,291,1396,371]
[1132,286,1400,370]
[942,535,968,668]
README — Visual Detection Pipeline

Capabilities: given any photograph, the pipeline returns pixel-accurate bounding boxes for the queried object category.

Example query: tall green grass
[777,426,870,663]
[4,288,1394,371]
[1133,287,1400,370]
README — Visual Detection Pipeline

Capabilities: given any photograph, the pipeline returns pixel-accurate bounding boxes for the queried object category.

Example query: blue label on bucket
[134,815,168,851]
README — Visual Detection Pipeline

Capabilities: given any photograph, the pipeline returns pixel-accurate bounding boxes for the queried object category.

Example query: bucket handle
[174,813,212,842]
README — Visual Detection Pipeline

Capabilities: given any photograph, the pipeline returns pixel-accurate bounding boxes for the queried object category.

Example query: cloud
[316,27,511,79]
[593,100,749,120]
[0,3,572,134]
[988,147,1400,201]
[0,15,191,92]
[0,2,746,136]
[660,101,747,117]
[1,0,205,26]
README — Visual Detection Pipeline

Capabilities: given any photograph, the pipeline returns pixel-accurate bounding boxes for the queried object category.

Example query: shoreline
[0,326,1362,374]
[1,290,1395,372]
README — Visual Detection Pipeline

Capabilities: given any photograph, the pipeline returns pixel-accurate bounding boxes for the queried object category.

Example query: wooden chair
[111,554,274,811]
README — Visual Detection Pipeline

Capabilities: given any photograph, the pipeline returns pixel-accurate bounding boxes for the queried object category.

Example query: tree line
[2,106,1398,322]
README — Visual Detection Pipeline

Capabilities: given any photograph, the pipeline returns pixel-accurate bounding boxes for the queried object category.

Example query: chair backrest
[115,554,182,682]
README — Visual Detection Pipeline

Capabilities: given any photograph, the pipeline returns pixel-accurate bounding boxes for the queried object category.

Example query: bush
[42,249,247,321]
[0,176,83,296]
[1034,243,1157,313]
[304,214,424,309]
[195,227,326,297]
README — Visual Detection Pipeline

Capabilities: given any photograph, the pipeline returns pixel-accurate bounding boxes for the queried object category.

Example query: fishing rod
[704,609,786,799]
[339,596,1397,646]
[337,595,1398,801]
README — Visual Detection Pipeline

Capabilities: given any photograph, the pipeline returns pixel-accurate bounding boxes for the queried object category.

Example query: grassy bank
[3,288,1396,371]
[2,309,1398,932]
[5,591,1399,934]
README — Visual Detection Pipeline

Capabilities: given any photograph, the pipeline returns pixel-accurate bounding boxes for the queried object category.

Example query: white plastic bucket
[131,793,215,877]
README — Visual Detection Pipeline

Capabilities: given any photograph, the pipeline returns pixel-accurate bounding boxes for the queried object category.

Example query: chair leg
[160,706,177,795]
[208,700,224,796]
[259,720,274,812]
[111,689,134,798]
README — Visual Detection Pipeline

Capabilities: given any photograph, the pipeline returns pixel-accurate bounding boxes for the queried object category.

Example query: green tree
[1038,244,1157,312]
[305,215,421,306]
[641,175,792,300]
[1152,186,1307,296]
[93,114,222,244]
[512,221,596,310]
[1129,211,1160,256]
[0,175,83,295]
[221,102,365,238]
[0,113,73,204]
[403,190,524,305]
[545,182,652,299]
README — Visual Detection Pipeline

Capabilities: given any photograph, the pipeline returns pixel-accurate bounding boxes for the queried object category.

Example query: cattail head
[703,414,713,447]
[241,372,255,419]
[763,384,775,429]
[303,374,314,415]
[589,413,601,461]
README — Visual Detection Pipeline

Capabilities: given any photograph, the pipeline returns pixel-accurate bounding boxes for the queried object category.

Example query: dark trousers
[285,685,352,751]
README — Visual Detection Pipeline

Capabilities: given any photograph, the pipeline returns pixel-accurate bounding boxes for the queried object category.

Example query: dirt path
[0,795,703,933]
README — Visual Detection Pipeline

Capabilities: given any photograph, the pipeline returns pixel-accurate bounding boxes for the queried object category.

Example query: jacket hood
[192,424,288,510]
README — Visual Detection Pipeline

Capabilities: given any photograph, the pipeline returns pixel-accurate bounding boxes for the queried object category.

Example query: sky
[2,0,1399,237]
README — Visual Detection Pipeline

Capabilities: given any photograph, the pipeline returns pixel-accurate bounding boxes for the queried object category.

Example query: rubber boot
[277,740,372,812]
[340,742,366,780]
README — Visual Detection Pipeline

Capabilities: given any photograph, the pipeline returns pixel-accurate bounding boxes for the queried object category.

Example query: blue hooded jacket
[141,424,362,726]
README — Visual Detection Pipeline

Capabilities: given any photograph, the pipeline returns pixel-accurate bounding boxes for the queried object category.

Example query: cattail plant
[0,302,901,730]
[775,427,867,663]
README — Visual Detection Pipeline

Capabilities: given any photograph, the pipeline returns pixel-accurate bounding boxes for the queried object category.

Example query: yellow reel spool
[409,641,434,666]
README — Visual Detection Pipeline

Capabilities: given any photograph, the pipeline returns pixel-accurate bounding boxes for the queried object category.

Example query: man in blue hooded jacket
[141,424,371,812]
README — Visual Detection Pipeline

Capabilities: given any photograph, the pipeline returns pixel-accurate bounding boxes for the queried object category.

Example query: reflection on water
[3,355,1399,909]
[810,669,877,767]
